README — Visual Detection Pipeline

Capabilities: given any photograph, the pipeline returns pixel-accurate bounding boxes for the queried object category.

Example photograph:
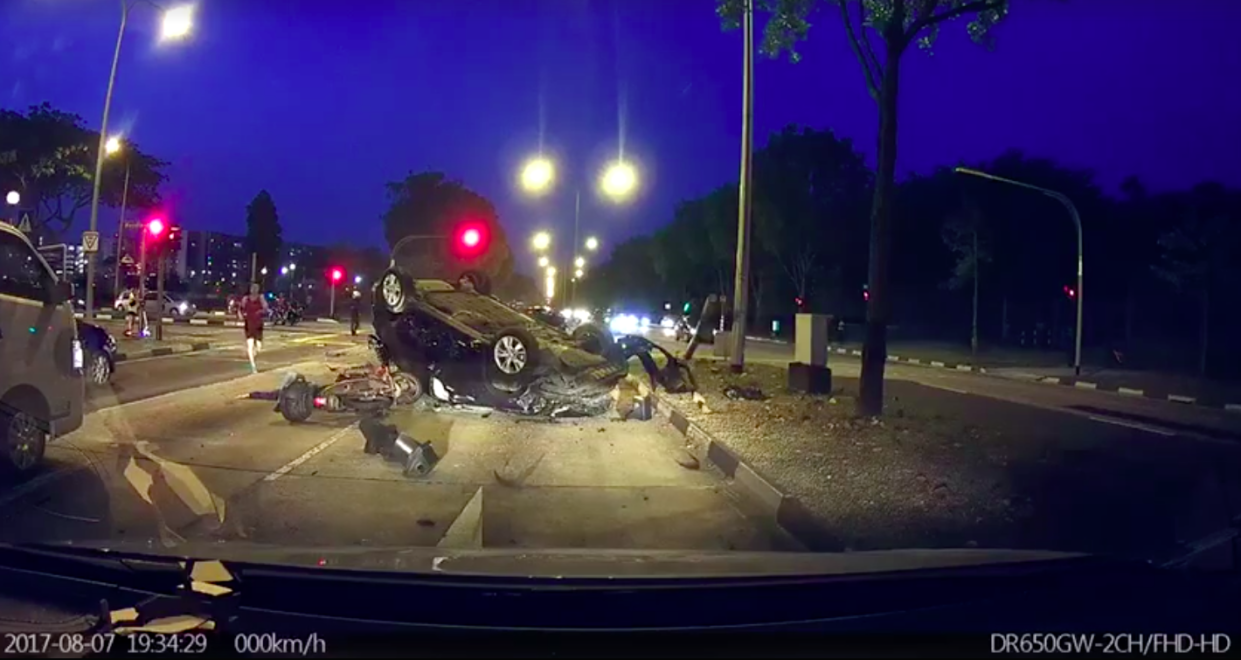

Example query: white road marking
[263,423,358,482]
[1087,415,1176,436]
[923,382,969,395]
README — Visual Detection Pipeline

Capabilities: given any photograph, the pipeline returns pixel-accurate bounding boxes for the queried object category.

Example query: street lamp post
[106,137,132,299]
[84,1,192,320]
[954,166,1085,375]
[727,0,756,374]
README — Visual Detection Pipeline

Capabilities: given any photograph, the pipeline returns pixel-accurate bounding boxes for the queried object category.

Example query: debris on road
[723,384,767,401]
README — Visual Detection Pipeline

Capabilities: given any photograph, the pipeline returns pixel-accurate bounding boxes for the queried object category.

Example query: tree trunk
[1198,290,1209,377]
[857,45,901,417]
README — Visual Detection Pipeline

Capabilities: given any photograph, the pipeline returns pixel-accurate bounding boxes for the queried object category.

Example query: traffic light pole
[137,230,147,334]
[155,253,165,341]
[329,280,337,318]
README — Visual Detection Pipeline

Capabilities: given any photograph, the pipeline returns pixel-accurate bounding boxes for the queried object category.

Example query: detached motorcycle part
[490,326,540,383]
[379,268,416,314]
[278,377,317,423]
[403,440,439,477]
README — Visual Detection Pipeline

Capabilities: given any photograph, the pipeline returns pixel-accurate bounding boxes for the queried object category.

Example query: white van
[0,222,84,476]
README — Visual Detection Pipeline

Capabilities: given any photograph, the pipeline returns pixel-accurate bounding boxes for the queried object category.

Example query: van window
[0,232,52,302]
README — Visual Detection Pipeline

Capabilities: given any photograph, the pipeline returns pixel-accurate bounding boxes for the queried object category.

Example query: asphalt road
[669,335,1241,443]
[1,332,798,554]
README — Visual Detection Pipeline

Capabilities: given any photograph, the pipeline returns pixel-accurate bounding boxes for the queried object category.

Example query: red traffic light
[147,218,165,237]
[1063,285,1076,298]
[330,268,344,282]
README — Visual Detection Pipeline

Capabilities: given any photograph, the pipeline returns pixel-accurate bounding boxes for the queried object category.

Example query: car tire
[571,322,615,356]
[87,350,113,386]
[379,268,416,314]
[490,327,540,383]
[0,394,49,478]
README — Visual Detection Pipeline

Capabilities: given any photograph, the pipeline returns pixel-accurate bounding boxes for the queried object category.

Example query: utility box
[713,331,732,358]
[790,314,832,394]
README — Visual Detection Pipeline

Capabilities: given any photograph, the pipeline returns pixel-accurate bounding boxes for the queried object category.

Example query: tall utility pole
[727,0,755,373]
[570,188,581,306]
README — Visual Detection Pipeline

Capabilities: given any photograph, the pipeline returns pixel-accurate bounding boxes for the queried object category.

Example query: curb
[636,381,832,551]
[819,345,1241,415]
[114,341,216,363]
[76,313,341,328]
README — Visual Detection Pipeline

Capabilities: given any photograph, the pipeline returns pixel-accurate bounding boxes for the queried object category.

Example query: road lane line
[923,382,969,395]
[263,423,358,482]
[1087,415,1176,436]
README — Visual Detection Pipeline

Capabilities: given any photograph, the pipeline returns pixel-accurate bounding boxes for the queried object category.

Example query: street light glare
[600,160,638,200]
[104,136,122,155]
[584,236,599,251]
[546,266,557,276]
[531,231,552,251]
[521,157,555,194]
[160,4,194,41]
[5,191,19,206]
[574,268,584,279]
[537,256,549,268]
[574,256,585,268]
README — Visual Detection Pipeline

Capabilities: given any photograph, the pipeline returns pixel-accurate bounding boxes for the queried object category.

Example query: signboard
[16,212,32,234]
[82,230,100,253]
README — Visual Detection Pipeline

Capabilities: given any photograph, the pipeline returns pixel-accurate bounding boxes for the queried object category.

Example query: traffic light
[862,284,870,302]
[164,224,183,257]
[330,268,344,283]
[682,301,691,314]
[453,222,488,257]
[146,218,165,238]
[795,296,805,311]
[1063,285,1076,298]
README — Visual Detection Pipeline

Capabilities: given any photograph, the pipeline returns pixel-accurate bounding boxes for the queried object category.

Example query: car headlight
[72,339,84,371]
[178,302,189,313]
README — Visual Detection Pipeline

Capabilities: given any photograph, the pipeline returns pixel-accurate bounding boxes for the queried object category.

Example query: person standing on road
[237,283,269,373]
[349,289,362,336]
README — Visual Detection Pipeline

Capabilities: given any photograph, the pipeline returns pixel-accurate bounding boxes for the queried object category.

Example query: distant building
[183,230,249,292]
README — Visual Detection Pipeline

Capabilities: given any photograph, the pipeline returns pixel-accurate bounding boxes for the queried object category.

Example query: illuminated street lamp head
[531,231,552,251]
[160,4,195,41]
[537,255,549,268]
[600,160,638,201]
[104,136,122,155]
[546,266,557,276]
[584,236,599,251]
[520,156,555,194]
[574,256,585,269]
[574,268,584,279]
[5,191,19,206]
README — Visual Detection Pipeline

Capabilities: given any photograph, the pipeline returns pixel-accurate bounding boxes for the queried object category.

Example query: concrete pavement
[1,336,797,554]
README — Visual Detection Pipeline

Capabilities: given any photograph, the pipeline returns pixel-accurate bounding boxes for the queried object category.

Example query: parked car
[114,290,197,318]
[371,267,693,416]
[0,223,84,477]
[76,320,118,386]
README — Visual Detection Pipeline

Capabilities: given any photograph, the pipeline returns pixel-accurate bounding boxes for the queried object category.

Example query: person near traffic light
[237,283,269,373]
[349,289,362,336]
[121,289,140,338]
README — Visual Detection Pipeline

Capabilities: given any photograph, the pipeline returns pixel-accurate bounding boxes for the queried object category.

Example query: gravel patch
[659,358,1241,560]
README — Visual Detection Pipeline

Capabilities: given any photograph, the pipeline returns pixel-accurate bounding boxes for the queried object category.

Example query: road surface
[1,330,798,554]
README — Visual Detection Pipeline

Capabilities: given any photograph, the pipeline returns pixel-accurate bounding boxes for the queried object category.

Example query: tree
[1151,183,1240,377]
[717,0,1011,416]
[244,190,283,285]
[0,102,167,240]
[381,171,513,282]
[940,199,990,355]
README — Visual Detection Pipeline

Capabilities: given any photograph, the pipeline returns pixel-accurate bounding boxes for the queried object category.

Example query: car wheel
[87,351,112,386]
[0,399,48,477]
[571,322,615,356]
[379,268,414,314]
[491,327,539,382]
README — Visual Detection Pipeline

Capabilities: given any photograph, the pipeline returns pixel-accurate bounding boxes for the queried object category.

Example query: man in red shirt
[237,282,269,373]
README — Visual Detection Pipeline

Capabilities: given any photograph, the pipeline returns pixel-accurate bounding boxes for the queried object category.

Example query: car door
[0,227,83,435]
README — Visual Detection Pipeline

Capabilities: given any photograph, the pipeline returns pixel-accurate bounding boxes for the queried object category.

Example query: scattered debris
[723,384,767,401]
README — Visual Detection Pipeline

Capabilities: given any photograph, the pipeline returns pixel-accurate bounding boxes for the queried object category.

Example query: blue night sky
[5,0,1240,272]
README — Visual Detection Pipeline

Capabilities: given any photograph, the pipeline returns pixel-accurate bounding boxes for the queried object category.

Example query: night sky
[5,0,1239,272]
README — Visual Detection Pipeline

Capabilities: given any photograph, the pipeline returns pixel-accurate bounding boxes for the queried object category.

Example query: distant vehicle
[114,290,197,318]
[76,320,118,386]
[0,222,84,477]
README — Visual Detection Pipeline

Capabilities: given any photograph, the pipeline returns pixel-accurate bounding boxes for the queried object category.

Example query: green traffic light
[682,302,691,313]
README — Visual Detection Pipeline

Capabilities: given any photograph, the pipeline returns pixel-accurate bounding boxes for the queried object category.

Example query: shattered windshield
[1,1,1240,583]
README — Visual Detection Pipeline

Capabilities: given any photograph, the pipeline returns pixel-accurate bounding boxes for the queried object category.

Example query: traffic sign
[121,255,135,265]
[82,230,100,253]
[16,212,32,234]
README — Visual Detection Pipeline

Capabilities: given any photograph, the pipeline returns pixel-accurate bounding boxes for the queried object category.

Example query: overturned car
[366,267,694,417]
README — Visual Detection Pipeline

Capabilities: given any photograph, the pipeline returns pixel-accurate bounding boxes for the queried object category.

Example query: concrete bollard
[789,313,832,394]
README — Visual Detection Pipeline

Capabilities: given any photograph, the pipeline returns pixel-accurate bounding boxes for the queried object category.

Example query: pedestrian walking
[237,283,269,373]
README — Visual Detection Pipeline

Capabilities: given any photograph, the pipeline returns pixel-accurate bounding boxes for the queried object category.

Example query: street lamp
[105,136,136,299]
[531,231,552,251]
[546,266,557,277]
[105,136,122,155]
[280,266,288,276]
[260,267,268,276]
[574,268,584,279]
[5,191,18,206]
[574,256,585,269]
[584,236,599,251]
[954,166,1085,376]
[520,157,555,195]
[599,160,638,201]
[537,256,549,268]
[84,1,195,320]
